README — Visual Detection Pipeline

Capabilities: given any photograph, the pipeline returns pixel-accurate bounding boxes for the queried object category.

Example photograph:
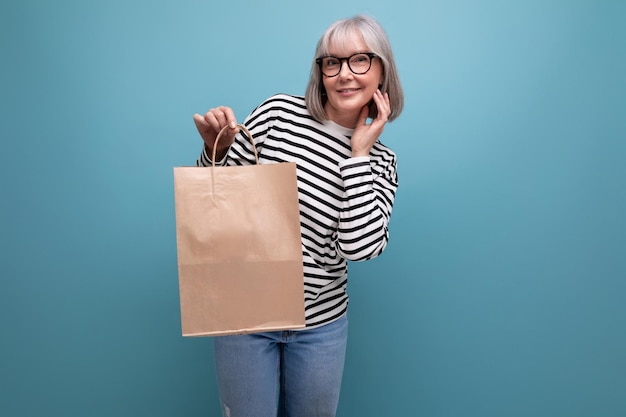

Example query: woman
[193,14,404,417]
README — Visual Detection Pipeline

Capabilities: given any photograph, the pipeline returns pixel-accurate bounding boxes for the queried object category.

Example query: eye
[351,54,370,64]
[324,57,340,67]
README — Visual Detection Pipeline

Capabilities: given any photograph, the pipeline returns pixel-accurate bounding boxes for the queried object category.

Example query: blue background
[1,0,624,416]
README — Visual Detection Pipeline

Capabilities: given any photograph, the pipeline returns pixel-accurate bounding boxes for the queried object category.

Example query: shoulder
[250,94,314,125]
[256,93,308,112]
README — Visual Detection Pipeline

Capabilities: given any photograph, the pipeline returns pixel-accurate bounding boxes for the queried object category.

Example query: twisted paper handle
[212,124,259,166]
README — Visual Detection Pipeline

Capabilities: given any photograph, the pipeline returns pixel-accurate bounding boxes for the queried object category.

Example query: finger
[207,107,240,138]
[372,90,390,121]
[198,110,219,133]
[193,113,209,128]
[220,106,239,129]
[357,105,369,126]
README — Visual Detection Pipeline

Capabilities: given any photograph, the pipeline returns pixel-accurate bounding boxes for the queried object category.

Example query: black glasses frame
[315,52,378,77]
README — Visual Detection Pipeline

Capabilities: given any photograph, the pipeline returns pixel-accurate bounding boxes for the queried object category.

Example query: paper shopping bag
[173,124,305,336]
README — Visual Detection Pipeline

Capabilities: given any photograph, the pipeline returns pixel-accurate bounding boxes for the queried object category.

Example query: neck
[325,108,359,129]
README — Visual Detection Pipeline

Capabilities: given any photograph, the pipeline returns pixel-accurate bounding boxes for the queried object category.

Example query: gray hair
[305,15,404,122]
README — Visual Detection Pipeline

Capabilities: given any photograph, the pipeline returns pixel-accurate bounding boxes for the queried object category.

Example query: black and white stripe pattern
[197,94,398,327]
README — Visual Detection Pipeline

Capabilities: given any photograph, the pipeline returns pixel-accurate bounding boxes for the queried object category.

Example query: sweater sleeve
[336,152,398,261]
[196,144,224,167]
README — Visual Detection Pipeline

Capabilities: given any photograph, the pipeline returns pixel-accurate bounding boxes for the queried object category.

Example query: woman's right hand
[193,106,240,160]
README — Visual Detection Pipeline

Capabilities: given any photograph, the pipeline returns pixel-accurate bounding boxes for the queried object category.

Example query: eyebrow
[322,50,371,57]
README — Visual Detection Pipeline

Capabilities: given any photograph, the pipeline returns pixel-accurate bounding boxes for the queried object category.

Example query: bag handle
[212,124,259,166]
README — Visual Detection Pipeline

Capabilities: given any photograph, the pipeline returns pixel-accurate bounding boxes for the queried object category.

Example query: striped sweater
[196,94,398,328]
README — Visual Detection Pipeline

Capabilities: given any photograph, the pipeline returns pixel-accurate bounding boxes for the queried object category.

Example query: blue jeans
[213,315,348,417]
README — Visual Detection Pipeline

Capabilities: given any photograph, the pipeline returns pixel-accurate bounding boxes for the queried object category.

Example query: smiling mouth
[338,88,360,93]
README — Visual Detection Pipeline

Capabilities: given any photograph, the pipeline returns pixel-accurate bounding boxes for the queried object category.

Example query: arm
[336,149,398,261]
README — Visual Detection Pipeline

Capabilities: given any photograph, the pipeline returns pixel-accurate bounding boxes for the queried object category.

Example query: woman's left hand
[350,89,391,157]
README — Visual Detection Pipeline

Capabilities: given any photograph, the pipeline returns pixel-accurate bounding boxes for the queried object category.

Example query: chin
[331,97,369,111]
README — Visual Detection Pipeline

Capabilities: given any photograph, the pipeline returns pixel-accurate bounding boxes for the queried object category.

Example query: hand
[350,90,391,157]
[193,106,239,159]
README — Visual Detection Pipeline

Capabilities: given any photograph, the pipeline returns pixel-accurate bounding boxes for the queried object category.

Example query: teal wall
[1,1,624,416]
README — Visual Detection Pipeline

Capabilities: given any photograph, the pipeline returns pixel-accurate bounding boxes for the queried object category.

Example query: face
[321,34,383,128]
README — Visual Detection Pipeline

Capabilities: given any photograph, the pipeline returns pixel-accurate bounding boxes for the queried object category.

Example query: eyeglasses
[315,52,378,77]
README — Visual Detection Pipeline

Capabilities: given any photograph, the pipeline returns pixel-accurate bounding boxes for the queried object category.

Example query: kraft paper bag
[173,124,305,336]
